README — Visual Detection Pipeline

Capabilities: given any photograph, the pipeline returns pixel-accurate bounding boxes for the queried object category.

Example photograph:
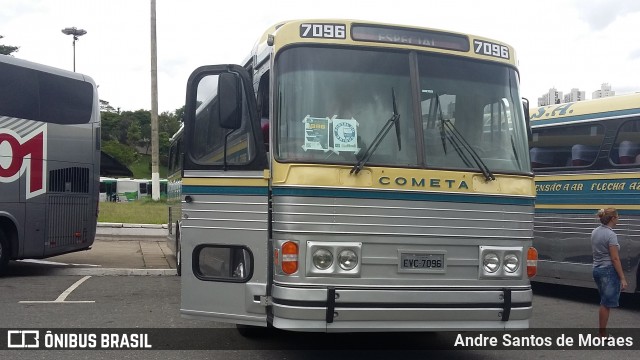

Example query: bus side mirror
[218,72,242,130]
[522,97,532,142]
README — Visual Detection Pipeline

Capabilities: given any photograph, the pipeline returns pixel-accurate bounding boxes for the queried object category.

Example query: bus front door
[180,173,270,327]
[180,65,270,327]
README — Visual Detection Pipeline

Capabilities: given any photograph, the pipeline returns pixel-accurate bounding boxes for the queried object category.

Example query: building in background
[563,88,585,103]
[538,87,562,106]
[592,83,615,99]
[538,84,615,106]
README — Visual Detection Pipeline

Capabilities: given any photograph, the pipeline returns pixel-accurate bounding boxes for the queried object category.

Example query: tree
[100,106,183,169]
[102,140,137,166]
[158,132,171,165]
[127,122,142,146]
[100,99,118,113]
[159,110,181,137]
[0,35,19,56]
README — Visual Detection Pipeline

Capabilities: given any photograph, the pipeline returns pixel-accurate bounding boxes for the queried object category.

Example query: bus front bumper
[270,285,532,332]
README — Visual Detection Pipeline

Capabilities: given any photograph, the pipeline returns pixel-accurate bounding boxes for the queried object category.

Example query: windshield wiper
[428,91,494,181]
[441,118,495,181]
[351,88,401,175]
[432,93,472,166]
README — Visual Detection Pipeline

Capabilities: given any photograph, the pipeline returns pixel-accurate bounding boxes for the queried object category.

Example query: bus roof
[244,19,518,68]
[0,54,96,85]
[530,93,640,127]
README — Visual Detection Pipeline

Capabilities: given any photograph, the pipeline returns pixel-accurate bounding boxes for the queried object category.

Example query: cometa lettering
[379,176,468,190]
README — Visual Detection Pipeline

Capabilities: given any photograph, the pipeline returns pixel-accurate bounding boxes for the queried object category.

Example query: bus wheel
[0,229,10,274]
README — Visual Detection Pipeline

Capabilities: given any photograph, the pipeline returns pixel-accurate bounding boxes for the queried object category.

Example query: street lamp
[61,27,87,72]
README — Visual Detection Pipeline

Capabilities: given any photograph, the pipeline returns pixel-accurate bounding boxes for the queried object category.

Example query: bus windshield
[275,46,530,173]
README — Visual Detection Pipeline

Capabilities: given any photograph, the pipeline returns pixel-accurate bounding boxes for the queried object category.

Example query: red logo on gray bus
[0,125,47,199]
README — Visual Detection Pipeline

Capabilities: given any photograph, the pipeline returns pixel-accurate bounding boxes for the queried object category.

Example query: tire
[0,229,10,274]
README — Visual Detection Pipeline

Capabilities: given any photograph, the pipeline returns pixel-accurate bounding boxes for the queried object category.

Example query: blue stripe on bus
[532,107,640,126]
[536,193,640,205]
[182,185,268,196]
[273,187,534,206]
[182,185,533,205]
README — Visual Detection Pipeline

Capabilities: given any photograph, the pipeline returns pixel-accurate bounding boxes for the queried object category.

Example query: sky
[2,0,639,113]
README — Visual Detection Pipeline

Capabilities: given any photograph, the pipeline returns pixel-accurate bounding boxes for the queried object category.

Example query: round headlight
[483,253,500,273]
[503,253,519,273]
[312,249,333,270]
[338,249,358,270]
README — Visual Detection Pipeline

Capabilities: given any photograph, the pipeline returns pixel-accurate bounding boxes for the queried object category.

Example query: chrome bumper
[271,285,532,332]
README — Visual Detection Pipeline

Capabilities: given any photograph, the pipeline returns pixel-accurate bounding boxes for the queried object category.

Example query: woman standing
[591,207,628,337]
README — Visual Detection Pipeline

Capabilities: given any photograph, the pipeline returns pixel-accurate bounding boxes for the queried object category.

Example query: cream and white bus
[530,93,640,292]
[180,19,537,333]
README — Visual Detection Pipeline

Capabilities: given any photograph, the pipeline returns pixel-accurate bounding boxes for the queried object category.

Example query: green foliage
[159,132,170,164]
[127,121,142,145]
[0,35,19,55]
[99,106,182,171]
[102,140,138,166]
[0,45,19,55]
[129,154,168,178]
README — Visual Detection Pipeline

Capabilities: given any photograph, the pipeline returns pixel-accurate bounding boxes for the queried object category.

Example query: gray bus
[180,19,537,333]
[0,55,100,273]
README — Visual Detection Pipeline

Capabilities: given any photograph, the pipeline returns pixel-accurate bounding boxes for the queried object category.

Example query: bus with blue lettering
[529,93,640,292]
[0,55,100,274]
[180,19,537,333]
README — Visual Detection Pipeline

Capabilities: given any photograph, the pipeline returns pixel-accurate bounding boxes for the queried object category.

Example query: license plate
[399,252,445,272]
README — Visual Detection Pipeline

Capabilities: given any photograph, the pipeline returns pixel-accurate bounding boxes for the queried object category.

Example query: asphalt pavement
[12,223,177,276]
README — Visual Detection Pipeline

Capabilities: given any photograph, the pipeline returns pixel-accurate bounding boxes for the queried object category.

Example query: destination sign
[351,25,469,52]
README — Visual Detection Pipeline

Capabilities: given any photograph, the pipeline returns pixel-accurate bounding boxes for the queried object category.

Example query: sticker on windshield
[302,116,330,151]
[332,118,359,153]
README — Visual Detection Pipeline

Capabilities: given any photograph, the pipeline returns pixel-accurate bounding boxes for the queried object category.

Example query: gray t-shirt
[591,225,619,268]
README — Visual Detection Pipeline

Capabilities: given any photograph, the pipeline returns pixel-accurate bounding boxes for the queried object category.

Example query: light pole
[150,0,160,200]
[61,27,87,72]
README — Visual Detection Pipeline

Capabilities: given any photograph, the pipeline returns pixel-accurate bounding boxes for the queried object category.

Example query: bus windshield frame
[274,45,531,174]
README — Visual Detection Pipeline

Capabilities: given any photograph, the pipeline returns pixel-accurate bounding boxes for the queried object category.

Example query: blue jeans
[593,265,621,308]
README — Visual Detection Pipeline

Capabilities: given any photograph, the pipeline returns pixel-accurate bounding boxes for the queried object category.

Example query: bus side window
[530,147,554,168]
[571,144,598,166]
[618,140,639,164]
[611,120,640,165]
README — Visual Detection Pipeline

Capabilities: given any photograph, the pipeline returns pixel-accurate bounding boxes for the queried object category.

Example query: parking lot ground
[9,238,177,276]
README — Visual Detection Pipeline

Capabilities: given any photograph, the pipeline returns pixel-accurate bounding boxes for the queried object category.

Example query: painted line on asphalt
[18,259,101,267]
[20,276,95,304]
[47,268,178,276]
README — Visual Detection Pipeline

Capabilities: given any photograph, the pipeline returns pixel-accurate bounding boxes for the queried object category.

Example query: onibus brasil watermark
[6,330,151,349]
